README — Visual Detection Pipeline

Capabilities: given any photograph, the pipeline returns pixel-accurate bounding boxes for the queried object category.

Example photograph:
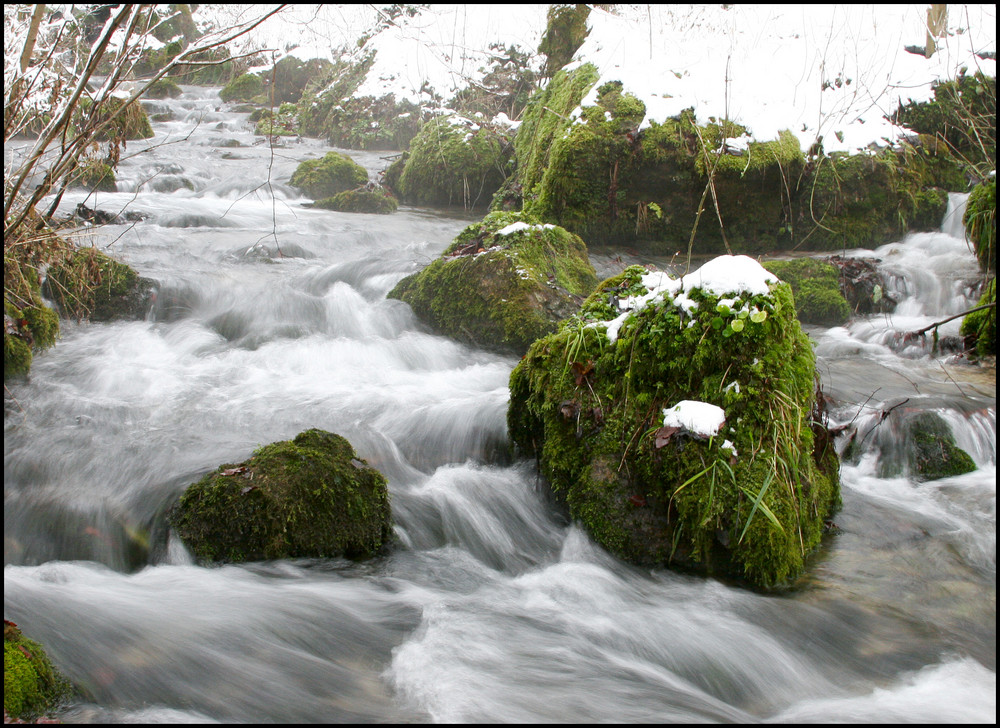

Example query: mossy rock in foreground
[508,257,841,589]
[763,257,852,326]
[289,151,369,200]
[388,211,598,354]
[168,429,392,563]
[4,623,73,721]
[43,247,157,322]
[314,188,398,214]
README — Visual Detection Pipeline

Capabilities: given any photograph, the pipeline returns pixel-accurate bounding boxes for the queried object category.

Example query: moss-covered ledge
[508,256,841,589]
[168,429,393,563]
[4,621,73,721]
[43,247,157,322]
[763,257,852,326]
[388,211,598,354]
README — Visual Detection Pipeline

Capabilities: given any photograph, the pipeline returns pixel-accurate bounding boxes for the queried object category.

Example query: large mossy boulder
[4,622,73,721]
[289,151,369,200]
[395,115,513,208]
[168,429,392,563]
[508,256,841,588]
[388,211,598,354]
[763,258,852,326]
[43,247,157,322]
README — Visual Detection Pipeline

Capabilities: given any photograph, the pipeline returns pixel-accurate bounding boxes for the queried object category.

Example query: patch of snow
[663,400,727,438]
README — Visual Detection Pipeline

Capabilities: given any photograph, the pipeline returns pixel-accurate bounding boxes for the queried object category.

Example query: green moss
[396,116,513,208]
[77,96,154,141]
[508,259,840,589]
[254,103,299,137]
[289,152,369,200]
[909,412,977,481]
[891,72,996,175]
[512,63,600,207]
[168,429,392,563]
[220,73,264,104]
[538,4,592,78]
[143,77,183,100]
[388,211,597,354]
[4,626,73,721]
[794,139,961,251]
[961,277,996,358]
[44,247,155,322]
[964,179,996,273]
[763,258,851,326]
[74,159,117,192]
[4,289,60,381]
[314,188,398,214]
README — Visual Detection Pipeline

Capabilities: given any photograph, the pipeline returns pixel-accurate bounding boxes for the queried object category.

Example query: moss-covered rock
[388,211,598,354]
[220,72,264,104]
[168,429,393,563]
[77,95,154,141]
[504,65,965,254]
[4,622,73,721]
[395,115,513,208]
[961,277,996,358]
[143,77,183,100]
[289,151,369,200]
[508,256,840,589]
[964,178,996,274]
[792,140,960,251]
[254,102,300,137]
[314,187,398,214]
[763,258,852,326]
[511,63,601,210]
[874,410,977,481]
[73,159,117,192]
[43,247,157,322]
[4,243,61,380]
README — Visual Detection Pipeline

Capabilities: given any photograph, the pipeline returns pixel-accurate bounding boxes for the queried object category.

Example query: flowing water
[4,86,995,723]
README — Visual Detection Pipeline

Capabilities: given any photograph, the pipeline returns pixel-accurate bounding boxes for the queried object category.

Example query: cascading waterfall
[3,85,995,724]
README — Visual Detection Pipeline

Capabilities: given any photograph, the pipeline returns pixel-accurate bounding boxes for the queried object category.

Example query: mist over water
[4,85,995,723]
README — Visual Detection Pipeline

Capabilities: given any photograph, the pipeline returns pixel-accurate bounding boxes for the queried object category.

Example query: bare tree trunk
[925,4,947,58]
[19,4,47,72]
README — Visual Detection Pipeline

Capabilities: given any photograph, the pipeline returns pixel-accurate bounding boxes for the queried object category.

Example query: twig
[909,301,995,337]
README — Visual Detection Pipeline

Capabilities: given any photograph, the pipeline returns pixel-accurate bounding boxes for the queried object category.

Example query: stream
[4,84,995,723]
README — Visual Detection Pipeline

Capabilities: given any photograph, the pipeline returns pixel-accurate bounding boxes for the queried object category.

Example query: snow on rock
[662,400,727,438]
[598,255,778,344]
[496,221,556,236]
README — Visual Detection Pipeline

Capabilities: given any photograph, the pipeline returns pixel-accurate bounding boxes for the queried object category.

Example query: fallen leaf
[654,426,681,449]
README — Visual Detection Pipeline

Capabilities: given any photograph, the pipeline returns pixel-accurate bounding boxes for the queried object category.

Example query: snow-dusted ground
[206,3,996,154]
